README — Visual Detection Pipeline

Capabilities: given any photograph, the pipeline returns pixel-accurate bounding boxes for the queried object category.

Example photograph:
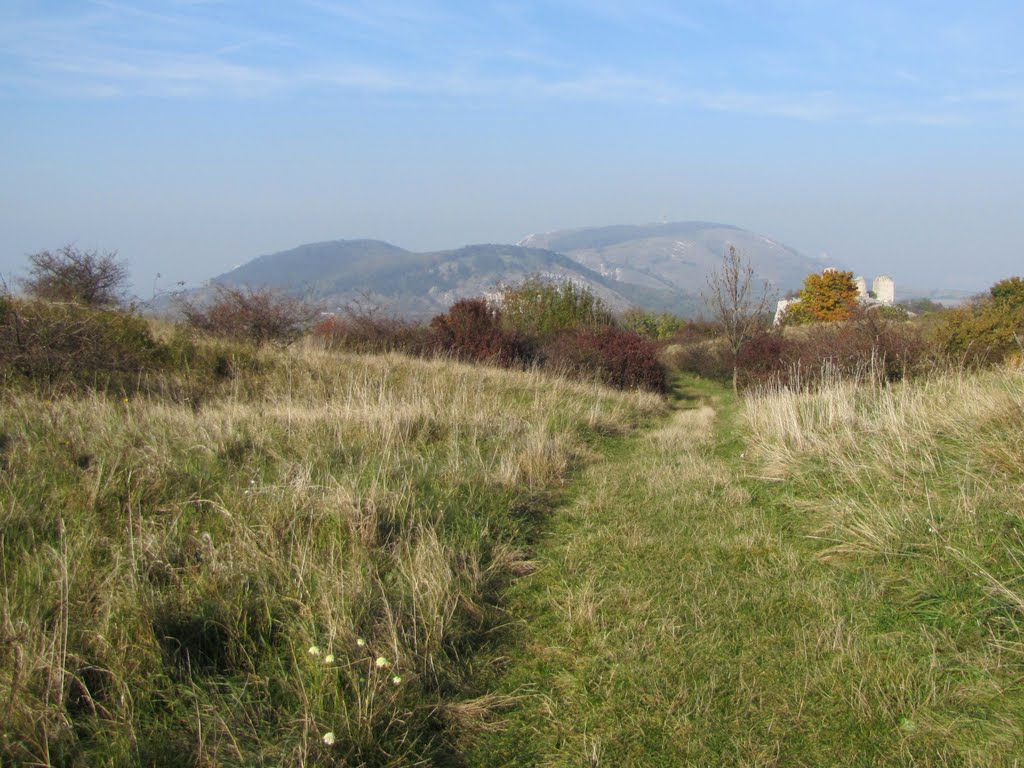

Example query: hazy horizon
[2,1,1022,297]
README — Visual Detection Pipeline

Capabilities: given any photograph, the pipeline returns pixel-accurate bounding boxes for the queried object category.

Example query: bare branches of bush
[177,285,322,345]
[21,245,129,307]
[314,292,429,354]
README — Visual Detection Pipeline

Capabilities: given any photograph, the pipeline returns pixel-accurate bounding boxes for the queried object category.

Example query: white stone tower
[872,275,895,305]
[854,276,868,299]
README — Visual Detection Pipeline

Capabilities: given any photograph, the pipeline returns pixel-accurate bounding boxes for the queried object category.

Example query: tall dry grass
[741,362,1024,758]
[0,338,664,766]
[744,361,1024,565]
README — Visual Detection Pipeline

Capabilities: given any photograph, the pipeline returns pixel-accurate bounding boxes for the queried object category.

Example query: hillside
[520,221,823,297]
[203,222,820,318]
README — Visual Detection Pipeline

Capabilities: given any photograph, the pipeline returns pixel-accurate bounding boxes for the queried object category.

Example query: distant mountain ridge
[520,222,822,298]
[519,221,739,252]
[205,222,826,318]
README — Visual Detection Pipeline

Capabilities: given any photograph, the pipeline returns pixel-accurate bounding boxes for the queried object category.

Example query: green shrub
[501,277,613,339]
[620,308,687,340]
[163,325,263,382]
[991,276,1024,311]
[870,304,909,321]
[899,298,948,315]
[932,279,1024,366]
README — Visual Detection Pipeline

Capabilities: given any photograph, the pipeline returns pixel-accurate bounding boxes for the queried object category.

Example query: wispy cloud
[687,88,842,121]
[311,65,410,92]
[304,0,448,26]
[863,111,969,127]
[0,2,289,97]
[540,71,680,104]
[554,0,703,32]
[52,53,282,87]
[0,0,1020,128]
[967,87,1024,111]
[88,0,197,30]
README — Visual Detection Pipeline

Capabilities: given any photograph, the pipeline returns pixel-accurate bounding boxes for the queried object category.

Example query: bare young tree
[703,244,773,392]
[21,245,129,307]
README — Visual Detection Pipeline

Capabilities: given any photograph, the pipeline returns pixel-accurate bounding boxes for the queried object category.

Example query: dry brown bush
[176,284,321,345]
[313,298,430,354]
[20,245,129,307]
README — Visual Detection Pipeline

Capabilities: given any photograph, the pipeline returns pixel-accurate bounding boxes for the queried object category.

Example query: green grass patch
[466,369,1024,766]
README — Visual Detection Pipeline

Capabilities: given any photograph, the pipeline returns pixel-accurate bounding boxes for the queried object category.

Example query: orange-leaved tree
[785,269,860,324]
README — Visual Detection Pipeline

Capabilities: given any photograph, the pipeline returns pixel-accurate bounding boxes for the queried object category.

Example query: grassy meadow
[0,339,664,766]
[4,302,1024,766]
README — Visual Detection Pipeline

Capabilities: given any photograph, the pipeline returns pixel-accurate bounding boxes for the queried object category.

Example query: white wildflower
[375,656,390,668]
[322,731,336,746]
[308,645,321,657]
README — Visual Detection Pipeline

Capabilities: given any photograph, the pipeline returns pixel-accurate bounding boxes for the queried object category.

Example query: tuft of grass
[0,337,664,766]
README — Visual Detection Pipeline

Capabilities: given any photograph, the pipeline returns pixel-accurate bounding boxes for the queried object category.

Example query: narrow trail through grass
[466,377,1023,766]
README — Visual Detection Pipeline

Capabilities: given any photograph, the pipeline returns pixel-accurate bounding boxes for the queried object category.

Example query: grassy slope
[468,370,1024,766]
[0,342,665,766]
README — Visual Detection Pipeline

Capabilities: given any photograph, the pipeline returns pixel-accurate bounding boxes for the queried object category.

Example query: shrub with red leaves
[735,332,788,386]
[429,298,529,367]
[542,326,668,392]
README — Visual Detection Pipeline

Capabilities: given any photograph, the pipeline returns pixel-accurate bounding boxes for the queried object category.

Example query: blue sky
[2,0,1022,297]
